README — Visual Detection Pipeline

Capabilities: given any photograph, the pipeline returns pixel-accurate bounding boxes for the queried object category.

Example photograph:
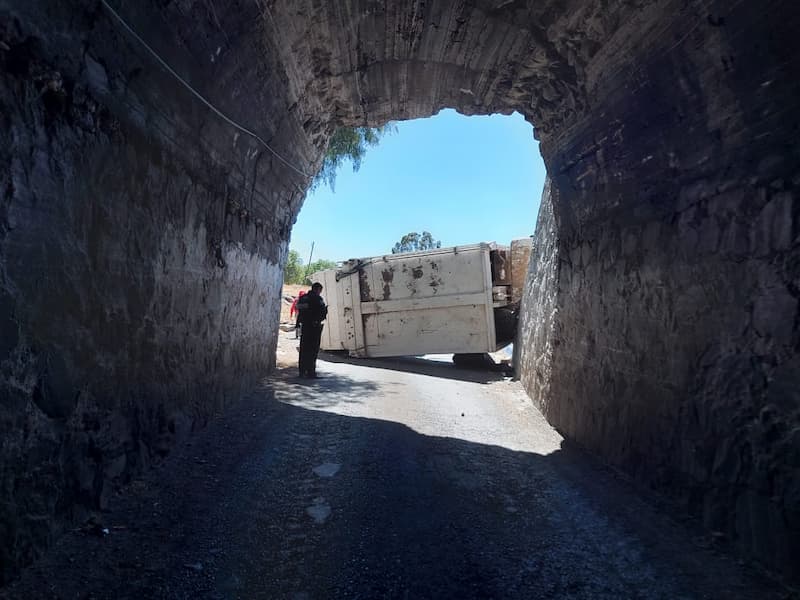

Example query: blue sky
[290,109,546,263]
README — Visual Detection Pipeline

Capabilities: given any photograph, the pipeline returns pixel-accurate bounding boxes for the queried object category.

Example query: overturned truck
[310,240,532,358]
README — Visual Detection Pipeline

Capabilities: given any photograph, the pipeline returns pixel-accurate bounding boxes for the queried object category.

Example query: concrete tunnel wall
[0,0,798,581]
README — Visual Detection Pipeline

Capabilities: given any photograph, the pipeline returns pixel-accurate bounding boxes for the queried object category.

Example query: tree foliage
[312,124,395,191]
[391,231,442,254]
[284,250,337,285]
[305,259,337,277]
[284,250,304,284]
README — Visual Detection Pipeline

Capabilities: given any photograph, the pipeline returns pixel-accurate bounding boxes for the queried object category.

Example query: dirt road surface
[3,331,785,599]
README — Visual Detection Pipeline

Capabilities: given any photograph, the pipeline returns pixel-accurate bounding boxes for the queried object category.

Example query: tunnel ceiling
[260,0,673,157]
[131,0,715,173]
[266,0,597,132]
[140,0,786,208]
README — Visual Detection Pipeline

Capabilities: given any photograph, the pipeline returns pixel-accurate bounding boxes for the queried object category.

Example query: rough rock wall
[516,179,558,411]
[0,1,316,580]
[528,2,800,576]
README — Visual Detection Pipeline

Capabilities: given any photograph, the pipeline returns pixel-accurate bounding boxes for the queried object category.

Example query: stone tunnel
[1,0,798,583]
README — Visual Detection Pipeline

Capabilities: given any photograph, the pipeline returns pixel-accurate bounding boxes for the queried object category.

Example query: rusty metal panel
[490,248,511,285]
[365,245,490,302]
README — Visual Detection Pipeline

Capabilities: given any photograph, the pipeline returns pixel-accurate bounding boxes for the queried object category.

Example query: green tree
[312,124,396,191]
[304,259,337,282]
[284,249,305,284]
[284,250,337,284]
[391,231,442,254]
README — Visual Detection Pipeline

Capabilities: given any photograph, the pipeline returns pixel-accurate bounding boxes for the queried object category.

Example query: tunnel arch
[0,0,797,581]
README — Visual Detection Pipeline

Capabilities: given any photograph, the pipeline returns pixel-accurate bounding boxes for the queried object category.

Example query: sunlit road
[4,338,780,599]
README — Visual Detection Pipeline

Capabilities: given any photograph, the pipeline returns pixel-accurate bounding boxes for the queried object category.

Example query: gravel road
[3,332,786,599]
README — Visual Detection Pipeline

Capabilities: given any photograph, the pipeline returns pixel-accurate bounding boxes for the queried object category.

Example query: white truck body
[310,243,515,358]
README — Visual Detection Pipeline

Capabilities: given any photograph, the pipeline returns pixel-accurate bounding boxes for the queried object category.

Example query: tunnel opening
[286,109,545,365]
[1,0,798,585]
[290,109,545,265]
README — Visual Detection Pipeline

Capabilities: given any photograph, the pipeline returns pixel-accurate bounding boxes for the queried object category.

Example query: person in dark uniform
[296,282,327,378]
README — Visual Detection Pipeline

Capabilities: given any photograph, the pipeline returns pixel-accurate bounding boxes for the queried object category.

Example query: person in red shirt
[290,291,306,338]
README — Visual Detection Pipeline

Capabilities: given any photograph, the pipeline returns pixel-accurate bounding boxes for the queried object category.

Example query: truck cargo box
[310,243,519,358]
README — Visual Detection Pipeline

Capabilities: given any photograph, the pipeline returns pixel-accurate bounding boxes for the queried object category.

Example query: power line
[99,0,312,181]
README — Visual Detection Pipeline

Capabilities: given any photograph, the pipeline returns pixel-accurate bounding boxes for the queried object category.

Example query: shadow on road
[319,351,511,384]
[2,388,784,600]
[267,367,384,408]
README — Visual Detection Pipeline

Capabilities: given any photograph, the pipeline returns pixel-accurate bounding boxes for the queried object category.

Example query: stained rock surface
[0,0,798,582]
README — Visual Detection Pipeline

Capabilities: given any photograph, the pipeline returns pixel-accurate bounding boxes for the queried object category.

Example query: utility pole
[304,242,315,281]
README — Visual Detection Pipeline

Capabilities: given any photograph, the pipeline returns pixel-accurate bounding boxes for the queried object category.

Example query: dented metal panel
[311,244,501,357]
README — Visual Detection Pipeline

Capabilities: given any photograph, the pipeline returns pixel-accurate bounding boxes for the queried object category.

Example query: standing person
[289,290,306,339]
[296,282,327,378]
